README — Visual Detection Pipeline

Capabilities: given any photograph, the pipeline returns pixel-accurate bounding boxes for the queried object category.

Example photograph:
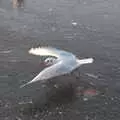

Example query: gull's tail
[78,58,94,65]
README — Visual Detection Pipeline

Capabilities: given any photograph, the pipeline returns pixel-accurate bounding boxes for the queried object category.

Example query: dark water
[0,0,120,119]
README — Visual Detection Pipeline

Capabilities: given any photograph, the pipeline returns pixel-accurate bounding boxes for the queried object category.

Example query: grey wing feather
[20,61,70,88]
[20,47,76,88]
[28,46,76,59]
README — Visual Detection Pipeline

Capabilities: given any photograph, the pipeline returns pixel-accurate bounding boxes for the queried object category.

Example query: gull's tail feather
[78,58,94,65]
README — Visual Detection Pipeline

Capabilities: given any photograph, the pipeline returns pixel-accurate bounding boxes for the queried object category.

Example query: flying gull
[20,47,94,88]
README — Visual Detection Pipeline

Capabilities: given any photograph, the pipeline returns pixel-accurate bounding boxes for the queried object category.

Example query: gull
[20,47,94,88]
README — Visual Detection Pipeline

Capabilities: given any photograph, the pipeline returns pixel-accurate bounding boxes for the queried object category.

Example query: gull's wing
[28,46,75,59]
[20,47,76,88]
[20,60,70,88]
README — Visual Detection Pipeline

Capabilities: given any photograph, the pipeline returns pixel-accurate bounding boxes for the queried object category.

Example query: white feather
[28,47,59,58]
[20,47,94,88]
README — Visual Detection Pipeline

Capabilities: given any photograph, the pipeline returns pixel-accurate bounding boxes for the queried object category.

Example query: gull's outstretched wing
[20,60,70,88]
[20,47,76,88]
[28,46,75,59]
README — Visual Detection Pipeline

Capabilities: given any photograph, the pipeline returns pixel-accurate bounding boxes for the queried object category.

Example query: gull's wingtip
[20,81,31,88]
[28,46,59,57]
[20,83,27,88]
[28,47,35,54]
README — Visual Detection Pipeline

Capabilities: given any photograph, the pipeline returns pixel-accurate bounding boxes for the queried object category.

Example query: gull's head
[44,57,57,66]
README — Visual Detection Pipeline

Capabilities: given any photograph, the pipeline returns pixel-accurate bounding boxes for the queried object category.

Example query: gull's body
[20,47,94,88]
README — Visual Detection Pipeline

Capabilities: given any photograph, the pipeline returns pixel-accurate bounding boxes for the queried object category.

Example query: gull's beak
[40,61,46,66]
[45,62,52,66]
[40,61,51,67]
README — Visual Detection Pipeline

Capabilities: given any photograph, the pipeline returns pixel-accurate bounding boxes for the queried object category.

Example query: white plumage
[20,47,94,88]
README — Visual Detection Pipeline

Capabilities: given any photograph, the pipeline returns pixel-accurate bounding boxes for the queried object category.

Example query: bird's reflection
[12,0,24,8]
